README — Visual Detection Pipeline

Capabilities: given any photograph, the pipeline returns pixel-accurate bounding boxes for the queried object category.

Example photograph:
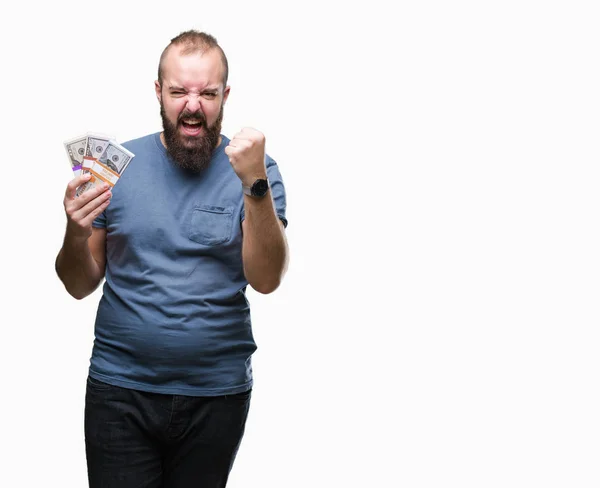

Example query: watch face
[252,179,269,196]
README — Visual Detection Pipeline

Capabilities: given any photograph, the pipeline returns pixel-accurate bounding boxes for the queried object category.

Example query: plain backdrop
[1,0,599,487]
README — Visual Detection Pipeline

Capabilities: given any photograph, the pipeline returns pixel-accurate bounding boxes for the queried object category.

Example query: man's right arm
[55,174,112,300]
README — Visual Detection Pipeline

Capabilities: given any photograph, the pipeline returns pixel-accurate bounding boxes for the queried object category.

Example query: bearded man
[55,30,289,488]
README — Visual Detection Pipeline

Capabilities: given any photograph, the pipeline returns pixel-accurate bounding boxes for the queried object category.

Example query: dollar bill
[63,134,88,177]
[83,132,113,163]
[97,140,134,175]
[76,140,135,197]
[77,131,114,195]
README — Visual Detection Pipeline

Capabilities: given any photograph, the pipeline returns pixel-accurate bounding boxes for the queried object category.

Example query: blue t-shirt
[89,132,287,396]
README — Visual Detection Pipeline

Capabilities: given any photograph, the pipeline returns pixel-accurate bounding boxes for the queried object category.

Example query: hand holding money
[63,173,112,241]
[63,132,135,197]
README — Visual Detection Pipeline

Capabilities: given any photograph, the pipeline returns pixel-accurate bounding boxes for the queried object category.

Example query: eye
[203,92,217,99]
[171,91,185,97]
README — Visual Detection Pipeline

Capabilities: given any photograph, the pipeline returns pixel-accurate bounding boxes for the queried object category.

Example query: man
[55,30,289,488]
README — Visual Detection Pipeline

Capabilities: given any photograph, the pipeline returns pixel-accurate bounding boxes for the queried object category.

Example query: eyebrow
[167,85,219,93]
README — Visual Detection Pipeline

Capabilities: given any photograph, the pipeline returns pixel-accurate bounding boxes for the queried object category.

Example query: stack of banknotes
[64,132,135,197]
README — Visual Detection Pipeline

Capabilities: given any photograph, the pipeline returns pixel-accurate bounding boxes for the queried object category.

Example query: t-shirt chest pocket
[188,204,234,246]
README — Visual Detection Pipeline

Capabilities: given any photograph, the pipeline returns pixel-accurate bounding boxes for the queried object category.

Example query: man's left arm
[241,197,289,294]
[225,128,289,294]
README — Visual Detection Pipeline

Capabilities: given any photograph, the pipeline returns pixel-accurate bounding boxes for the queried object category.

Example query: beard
[160,102,223,173]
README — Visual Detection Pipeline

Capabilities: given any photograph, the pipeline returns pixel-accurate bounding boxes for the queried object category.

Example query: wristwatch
[242,178,270,198]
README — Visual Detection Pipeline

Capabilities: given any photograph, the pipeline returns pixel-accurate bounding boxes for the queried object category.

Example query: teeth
[183,119,201,125]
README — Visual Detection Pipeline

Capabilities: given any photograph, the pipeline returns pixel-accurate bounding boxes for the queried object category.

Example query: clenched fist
[224,128,267,188]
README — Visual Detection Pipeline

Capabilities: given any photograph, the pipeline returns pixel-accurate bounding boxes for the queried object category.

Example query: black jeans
[84,375,251,488]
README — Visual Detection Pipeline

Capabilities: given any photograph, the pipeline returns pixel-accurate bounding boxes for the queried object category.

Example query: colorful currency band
[82,156,119,187]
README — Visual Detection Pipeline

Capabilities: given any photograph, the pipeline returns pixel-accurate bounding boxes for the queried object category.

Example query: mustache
[178,111,207,125]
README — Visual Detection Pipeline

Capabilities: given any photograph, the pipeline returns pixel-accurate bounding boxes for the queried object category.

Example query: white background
[1,0,599,486]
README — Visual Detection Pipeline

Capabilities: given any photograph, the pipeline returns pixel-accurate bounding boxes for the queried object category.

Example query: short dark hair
[157,30,229,88]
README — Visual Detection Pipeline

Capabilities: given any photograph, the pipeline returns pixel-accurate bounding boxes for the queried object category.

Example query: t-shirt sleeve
[241,156,288,228]
[92,209,107,229]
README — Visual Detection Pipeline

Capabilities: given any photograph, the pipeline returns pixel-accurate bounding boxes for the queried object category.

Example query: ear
[155,80,162,103]
[222,85,231,105]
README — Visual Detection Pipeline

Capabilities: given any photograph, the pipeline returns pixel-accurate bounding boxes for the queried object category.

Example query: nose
[185,95,202,113]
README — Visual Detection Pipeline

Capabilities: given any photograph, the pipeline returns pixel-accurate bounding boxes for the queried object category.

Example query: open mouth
[180,119,204,136]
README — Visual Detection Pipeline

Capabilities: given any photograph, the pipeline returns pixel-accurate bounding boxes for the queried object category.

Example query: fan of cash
[64,132,135,197]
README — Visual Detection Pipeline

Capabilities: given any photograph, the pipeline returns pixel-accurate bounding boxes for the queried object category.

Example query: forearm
[55,234,104,300]
[242,193,288,294]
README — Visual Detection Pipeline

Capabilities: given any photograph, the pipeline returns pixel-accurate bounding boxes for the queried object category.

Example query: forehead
[161,46,224,89]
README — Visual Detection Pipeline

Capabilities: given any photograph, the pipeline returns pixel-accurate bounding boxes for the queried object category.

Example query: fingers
[236,127,263,140]
[65,179,111,211]
[72,187,112,224]
[64,176,112,236]
[226,129,266,178]
[229,128,265,146]
[77,190,112,229]
[65,186,111,240]
[65,173,92,200]
[226,138,251,150]
[224,144,245,164]
[226,130,266,169]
